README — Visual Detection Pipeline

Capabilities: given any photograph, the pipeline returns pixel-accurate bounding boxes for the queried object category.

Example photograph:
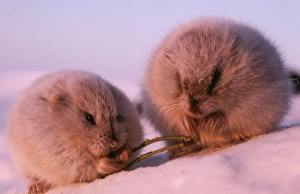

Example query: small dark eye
[84,112,96,125]
[116,115,124,122]
[182,79,189,91]
[208,68,222,95]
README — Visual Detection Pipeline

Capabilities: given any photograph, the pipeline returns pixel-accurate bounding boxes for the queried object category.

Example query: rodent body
[140,17,292,158]
[6,70,143,193]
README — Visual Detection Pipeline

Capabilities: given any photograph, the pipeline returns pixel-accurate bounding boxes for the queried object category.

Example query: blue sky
[1,0,300,81]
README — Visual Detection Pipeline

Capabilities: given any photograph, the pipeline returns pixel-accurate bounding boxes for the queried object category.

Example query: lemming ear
[40,83,70,112]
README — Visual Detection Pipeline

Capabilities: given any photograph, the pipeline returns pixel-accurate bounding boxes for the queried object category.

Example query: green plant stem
[120,135,195,170]
[124,136,194,170]
[124,142,186,170]
[131,136,194,153]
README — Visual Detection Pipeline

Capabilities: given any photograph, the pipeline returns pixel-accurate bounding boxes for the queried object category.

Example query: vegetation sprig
[124,136,194,170]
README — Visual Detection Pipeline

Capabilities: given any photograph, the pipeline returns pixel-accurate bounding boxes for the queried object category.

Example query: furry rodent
[140,17,292,158]
[6,70,143,193]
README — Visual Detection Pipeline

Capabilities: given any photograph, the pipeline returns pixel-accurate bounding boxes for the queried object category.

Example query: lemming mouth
[107,144,131,163]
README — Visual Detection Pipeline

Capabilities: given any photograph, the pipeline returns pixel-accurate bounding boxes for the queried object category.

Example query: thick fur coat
[141,18,292,158]
[7,70,143,193]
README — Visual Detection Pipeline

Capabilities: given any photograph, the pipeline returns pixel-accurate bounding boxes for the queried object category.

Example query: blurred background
[1,0,300,99]
[1,1,300,193]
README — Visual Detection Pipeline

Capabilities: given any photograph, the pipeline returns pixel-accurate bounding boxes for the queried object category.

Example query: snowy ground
[1,71,300,194]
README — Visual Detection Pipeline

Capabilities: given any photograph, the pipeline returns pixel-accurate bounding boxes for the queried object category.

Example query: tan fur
[140,17,292,158]
[6,70,143,193]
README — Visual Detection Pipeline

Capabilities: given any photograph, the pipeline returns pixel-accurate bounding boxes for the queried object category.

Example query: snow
[47,125,300,194]
[1,71,300,194]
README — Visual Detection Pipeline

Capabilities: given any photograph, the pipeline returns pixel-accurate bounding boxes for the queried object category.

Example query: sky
[1,0,300,82]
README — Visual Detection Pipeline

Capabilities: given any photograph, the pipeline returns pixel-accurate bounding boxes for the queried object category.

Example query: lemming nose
[109,118,118,148]
[108,138,118,149]
[109,130,118,148]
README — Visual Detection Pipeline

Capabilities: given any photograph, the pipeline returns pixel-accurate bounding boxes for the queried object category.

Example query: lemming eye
[84,112,96,125]
[116,115,124,122]
[208,68,221,95]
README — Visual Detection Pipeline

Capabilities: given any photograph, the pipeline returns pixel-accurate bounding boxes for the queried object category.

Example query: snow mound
[48,125,300,194]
